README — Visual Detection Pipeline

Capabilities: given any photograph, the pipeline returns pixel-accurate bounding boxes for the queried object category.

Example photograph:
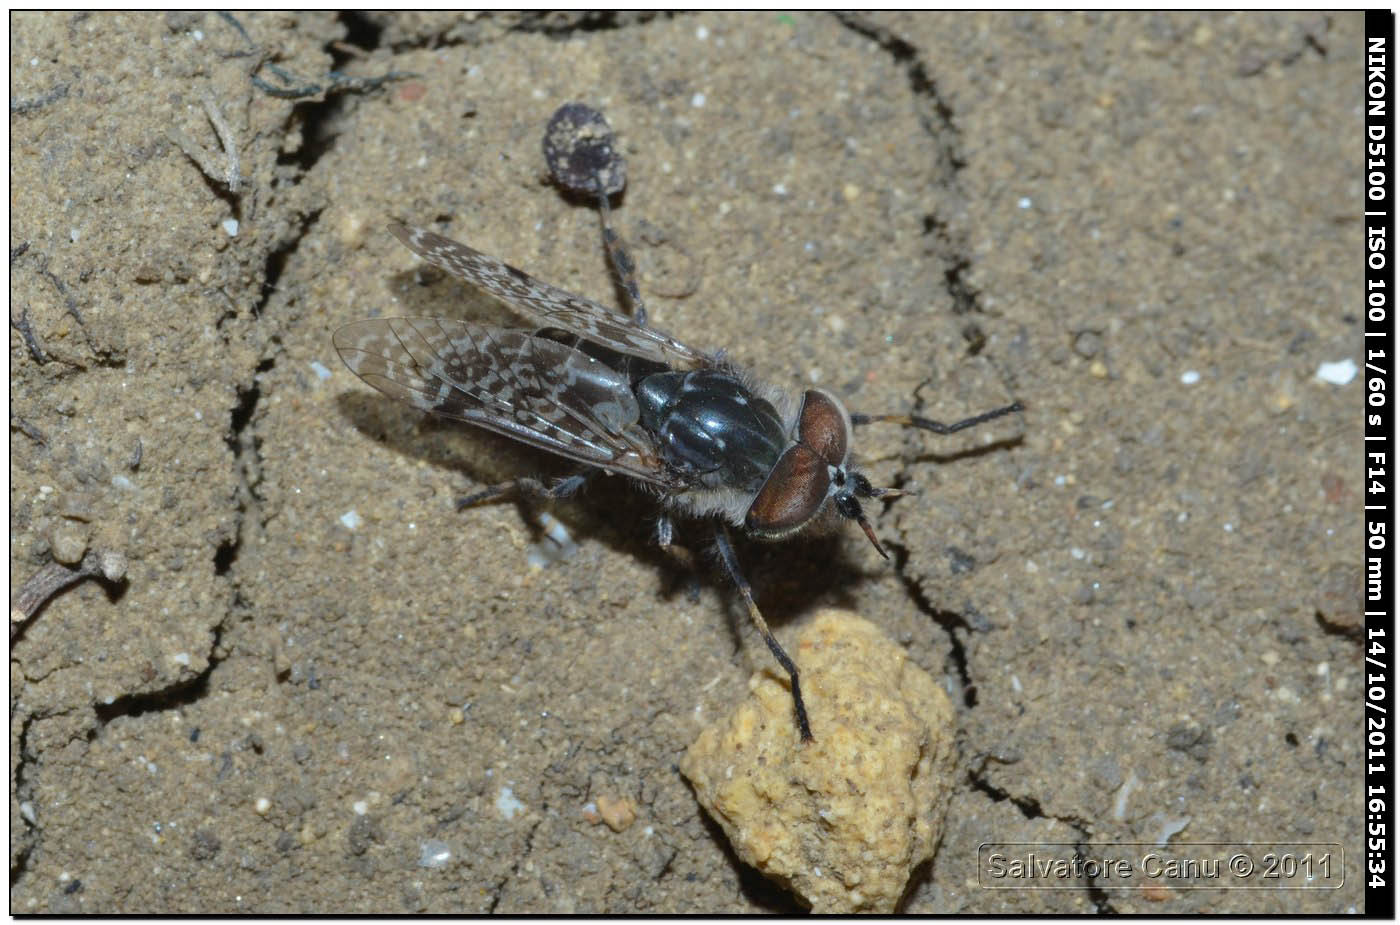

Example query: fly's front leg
[850,400,1024,434]
[712,524,813,743]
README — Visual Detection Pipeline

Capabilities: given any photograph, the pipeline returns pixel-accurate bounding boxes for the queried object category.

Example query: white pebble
[221,218,239,237]
[691,92,706,108]
[1180,369,1201,385]
[352,800,368,816]
[696,25,709,40]
[496,786,525,820]
[310,360,332,381]
[418,839,453,868]
[339,510,362,530]
[254,797,271,815]
[1315,358,1357,385]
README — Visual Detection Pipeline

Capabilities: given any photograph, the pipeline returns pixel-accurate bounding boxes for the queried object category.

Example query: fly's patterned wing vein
[333,317,675,484]
[388,223,706,370]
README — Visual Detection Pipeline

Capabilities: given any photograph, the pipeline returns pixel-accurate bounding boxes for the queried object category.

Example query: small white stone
[254,797,271,815]
[1315,358,1357,385]
[339,510,362,530]
[418,839,452,868]
[309,360,331,381]
[221,218,239,237]
[352,800,368,816]
[496,786,525,820]
[1180,369,1201,385]
[691,92,706,108]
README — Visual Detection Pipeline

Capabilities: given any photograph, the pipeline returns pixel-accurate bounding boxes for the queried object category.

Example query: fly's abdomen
[636,370,786,491]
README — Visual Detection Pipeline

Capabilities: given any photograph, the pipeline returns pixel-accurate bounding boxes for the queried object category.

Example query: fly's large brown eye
[797,389,850,467]
[745,445,830,537]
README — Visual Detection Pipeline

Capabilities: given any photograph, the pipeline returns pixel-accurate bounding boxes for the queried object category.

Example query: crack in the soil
[832,12,964,172]
[9,712,39,885]
[968,755,1117,912]
[833,19,1106,909]
[885,539,979,709]
[256,208,325,316]
[488,818,543,912]
[93,622,226,727]
[833,11,996,362]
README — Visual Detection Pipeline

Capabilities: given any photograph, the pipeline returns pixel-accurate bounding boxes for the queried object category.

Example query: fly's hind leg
[712,523,813,743]
[456,472,591,510]
[594,186,649,328]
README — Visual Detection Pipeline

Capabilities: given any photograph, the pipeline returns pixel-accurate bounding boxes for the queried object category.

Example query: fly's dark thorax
[636,370,786,492]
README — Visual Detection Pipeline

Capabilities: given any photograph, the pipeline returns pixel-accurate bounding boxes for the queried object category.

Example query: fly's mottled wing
[333,317,679,486]
[388,223,706,371]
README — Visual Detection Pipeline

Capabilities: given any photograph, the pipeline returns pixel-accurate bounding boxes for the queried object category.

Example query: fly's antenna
[543,102,648,327]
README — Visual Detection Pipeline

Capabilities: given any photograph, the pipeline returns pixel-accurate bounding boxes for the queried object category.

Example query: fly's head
[744,388,901,558]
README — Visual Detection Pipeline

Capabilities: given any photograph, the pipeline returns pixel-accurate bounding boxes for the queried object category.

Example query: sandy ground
[10,11,1363,912]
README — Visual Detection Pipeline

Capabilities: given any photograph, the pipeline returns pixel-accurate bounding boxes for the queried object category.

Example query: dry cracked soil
[10,11,1364,913]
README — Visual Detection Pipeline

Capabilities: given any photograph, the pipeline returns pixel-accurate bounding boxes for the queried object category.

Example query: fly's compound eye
[745,445,830,539]
[796,389,851,467]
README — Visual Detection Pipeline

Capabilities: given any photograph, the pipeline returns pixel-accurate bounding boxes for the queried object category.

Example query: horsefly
[335,104,1022,741]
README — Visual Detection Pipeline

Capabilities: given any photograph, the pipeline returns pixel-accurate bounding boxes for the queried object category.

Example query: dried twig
[11,549,129,644]
[167,93,242,194]
[10,306,48,364]
[10,413,47,446]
